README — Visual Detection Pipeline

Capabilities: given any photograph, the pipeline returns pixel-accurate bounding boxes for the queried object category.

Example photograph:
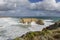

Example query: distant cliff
[20,18,44,25]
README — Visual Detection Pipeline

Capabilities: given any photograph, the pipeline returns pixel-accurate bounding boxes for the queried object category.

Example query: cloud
[4,0,60,17]
[29,0,60,12]
[29,0,58,11]
[0,0,16,11]
[0,0,60,17]
[14,0,60,17]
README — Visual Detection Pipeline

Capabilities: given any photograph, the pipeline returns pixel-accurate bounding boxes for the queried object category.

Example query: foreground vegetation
[14,21,60,40]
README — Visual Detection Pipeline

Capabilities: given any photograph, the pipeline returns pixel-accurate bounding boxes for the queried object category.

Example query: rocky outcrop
[14,21,60,40]
[20,18,44,25]
[43,21,60,30]
[36,19,44,25]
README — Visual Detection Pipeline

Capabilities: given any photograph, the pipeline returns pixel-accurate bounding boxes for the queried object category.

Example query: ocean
[0,17,59,40]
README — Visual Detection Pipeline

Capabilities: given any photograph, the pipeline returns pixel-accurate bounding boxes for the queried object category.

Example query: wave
[0,17,54,40]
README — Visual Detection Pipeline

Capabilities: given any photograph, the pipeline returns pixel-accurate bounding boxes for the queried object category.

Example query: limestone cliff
[20,18,44,25]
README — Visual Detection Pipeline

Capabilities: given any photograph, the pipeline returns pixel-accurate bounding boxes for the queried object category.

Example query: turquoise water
[37,17,60,22]
[13,16,60,22]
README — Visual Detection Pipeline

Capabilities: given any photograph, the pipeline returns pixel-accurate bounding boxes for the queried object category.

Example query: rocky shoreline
[14,20,60,40]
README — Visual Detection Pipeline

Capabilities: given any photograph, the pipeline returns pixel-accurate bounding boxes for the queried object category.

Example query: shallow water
[0,17,54,40]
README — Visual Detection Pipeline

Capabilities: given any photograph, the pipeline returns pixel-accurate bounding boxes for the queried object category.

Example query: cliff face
[20,18,38,23]
[14,21,60,40]
[43,21,60,30]
[20,18,44,25]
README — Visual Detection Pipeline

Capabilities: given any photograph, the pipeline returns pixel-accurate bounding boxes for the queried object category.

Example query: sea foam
[0,18,54,40]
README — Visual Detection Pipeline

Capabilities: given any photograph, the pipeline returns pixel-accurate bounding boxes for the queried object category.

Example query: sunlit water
[0,17,54,40]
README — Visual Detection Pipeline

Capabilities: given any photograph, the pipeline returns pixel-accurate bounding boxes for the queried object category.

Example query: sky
[56,0,60,2]
[29,0,43,3]
[0,0,60,17]
[29,0,60,3]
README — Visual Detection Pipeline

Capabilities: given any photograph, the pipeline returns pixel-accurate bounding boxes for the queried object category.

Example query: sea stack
[20,18,44,25]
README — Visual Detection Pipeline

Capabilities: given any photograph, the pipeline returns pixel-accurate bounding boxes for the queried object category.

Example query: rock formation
[20,18,44,25]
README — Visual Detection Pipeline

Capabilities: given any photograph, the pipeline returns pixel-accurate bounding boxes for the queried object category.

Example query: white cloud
[29,0,60,11]
[0,0,16,11]
[14,0,60,17]
[0,0,60,17]
[0,0,6,5]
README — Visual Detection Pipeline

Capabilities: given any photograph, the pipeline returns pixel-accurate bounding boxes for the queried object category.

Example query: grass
[14,21,60,40]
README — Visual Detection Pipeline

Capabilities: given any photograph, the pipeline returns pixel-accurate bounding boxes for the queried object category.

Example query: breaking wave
[0,17,54,40]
